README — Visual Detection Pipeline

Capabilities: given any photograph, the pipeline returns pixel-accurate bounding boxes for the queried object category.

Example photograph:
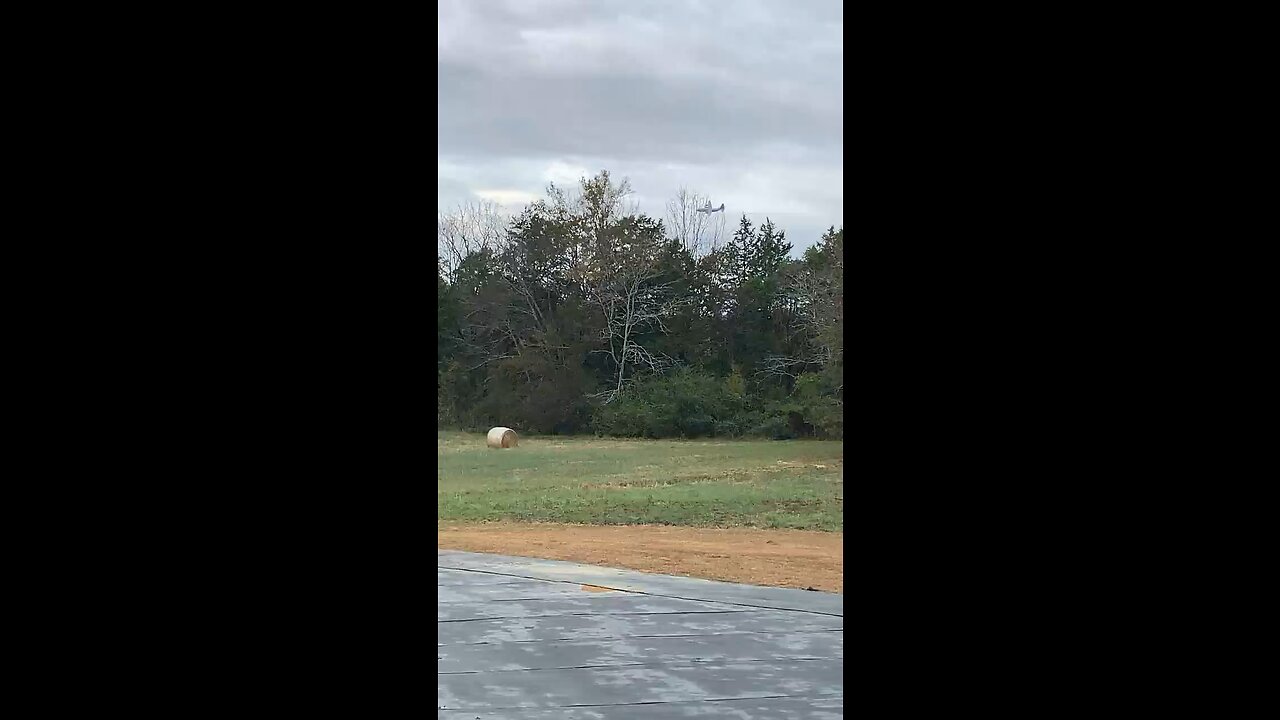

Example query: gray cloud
[438,0,843,252]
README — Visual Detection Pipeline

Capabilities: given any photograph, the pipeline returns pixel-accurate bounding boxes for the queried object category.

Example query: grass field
[437,431,844,531]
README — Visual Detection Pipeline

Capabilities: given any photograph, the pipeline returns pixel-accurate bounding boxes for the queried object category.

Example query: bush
[791,372,843,439]
[749,415,795,440]
[804,398,843,439]
[591,396,654,437]
[713,420,742,437]
[592,368,743,438]
[590,368,843,441]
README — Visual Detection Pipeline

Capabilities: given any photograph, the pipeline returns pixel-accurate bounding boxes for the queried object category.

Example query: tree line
[437,171,843,439]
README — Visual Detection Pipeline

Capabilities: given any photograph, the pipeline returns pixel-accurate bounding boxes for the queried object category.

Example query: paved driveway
[438,550,843,718]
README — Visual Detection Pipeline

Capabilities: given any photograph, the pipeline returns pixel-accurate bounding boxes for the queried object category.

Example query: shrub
[590,368,843,440]
[749,415,795,440]
[791,372,843,439]
[593,368,744,438]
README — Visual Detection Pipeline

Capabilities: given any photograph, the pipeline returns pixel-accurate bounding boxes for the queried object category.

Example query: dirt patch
[438,522,843,593]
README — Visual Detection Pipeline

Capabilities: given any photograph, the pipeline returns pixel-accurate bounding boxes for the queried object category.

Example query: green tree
[435,171,844,439]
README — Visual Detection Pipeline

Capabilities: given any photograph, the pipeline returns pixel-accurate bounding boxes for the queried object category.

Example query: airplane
[696,201,725,215]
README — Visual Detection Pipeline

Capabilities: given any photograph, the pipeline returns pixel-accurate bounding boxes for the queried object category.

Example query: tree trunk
[616,326,629,395]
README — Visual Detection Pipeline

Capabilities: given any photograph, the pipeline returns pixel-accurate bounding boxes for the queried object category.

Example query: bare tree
[587,269,684,403]
[666,186,725,257]
[581,218,688,403]
[758,230,843,397]
[437,200,508,283]
[756,351,829,378]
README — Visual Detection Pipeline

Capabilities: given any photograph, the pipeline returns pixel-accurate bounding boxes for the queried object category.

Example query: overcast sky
[438,0,842,255]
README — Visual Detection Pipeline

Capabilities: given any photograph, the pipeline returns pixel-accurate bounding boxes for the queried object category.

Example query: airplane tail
[717,203,725,212]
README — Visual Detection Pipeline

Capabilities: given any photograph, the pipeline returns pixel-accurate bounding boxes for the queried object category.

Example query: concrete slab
[439,550,844,615]
[438,550,843,717]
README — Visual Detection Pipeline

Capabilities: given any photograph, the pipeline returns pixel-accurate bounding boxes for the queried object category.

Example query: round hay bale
[486,427,518,449]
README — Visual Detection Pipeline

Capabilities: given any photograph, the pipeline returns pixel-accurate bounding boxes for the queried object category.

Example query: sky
[438,0,843,255]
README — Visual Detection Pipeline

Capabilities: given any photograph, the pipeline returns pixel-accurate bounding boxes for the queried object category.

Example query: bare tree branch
[666,186,725,257]
[437,199,509,283]
[581,225,687,398]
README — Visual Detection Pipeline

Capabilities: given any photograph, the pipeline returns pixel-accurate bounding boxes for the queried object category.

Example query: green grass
[437,431,843,531]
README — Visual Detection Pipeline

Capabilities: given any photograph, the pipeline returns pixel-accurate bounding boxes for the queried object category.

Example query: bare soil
[438,522,844,593]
